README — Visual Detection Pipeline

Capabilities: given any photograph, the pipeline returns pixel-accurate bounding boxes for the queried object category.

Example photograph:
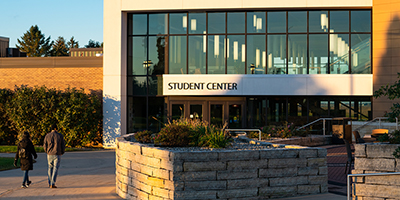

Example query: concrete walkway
[0,149,346,200]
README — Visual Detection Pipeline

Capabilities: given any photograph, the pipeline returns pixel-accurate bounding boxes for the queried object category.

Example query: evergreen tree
[85,39,101,48]
[67,36,79,49]
[51,36,69,56]
[16,25,52,57]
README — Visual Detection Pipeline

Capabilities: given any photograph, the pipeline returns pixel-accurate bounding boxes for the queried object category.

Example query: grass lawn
[0,157,18,171]
[0,145,99,154]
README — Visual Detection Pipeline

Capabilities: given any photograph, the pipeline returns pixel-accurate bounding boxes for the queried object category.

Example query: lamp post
[249,63,255,74]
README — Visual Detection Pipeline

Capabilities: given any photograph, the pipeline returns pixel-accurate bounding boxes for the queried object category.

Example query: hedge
[0,85,102,147]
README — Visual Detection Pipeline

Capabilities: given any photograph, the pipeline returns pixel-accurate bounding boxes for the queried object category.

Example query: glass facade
[127,10,372,132]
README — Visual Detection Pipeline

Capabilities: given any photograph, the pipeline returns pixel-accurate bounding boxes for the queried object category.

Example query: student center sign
[100,0,400,148]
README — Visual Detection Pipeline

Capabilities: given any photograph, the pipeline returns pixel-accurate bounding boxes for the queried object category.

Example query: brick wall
[0,57,102,94]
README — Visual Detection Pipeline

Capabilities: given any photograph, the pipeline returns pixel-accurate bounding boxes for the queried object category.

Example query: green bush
[377,130,400,158]
[154,122,192,147]
[134,130,153,143]
[0,89,17,145]
[199,130,232,148]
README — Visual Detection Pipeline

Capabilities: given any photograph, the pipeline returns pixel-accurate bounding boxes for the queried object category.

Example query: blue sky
[0,0,103,48]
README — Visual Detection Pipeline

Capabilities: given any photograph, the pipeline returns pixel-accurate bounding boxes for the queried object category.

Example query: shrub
[154,122,192,147]
[0,89,17,145]
[377,130,400,158]
[199,130,232,148]
[134,130,153,143]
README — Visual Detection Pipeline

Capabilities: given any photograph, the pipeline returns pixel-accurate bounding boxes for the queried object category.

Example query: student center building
[103,0,399,147]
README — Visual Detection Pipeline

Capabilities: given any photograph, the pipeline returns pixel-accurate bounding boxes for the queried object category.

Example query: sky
[0,0,103,48]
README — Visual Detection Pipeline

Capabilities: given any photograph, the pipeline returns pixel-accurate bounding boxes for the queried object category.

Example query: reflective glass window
[149,13,167,35]
[130,37,147,75]
[128,76,147,95]
[130,14,147,35]
[148,36,165,75]
[188,36,206,74]
[267,35,286,74]
[247,12,265,33]
[330,11,349,32]
[247,35,266,74]
[189,13,206,34]
[148,97,165,132]
[288,11,307,33]
[208,13,225,34]
[267,12,286,33]
[172,104,184,120]
[288,34,307,74]
[329,34,349,74]
[227,12,245,33]
[128,97,147,132]
[170,13,187,34]
[208,35,226,74]
[227,35,245,74]
[169,36,187,74]
[309,11,328,33]
[351,34,371,74]
[148,76,162,95]
[309,35,328,74]
[351,10,371,32]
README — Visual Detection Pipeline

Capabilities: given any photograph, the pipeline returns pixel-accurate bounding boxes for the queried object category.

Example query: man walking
[44,124,65,188]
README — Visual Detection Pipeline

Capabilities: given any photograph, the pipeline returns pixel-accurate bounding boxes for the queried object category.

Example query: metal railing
[296,118,340,135]
[353,117,398,132]
[347,172,400,200]
[224,129,262,141]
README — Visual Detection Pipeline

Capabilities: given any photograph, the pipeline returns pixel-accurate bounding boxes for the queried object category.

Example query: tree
[51,36,69,56]
[84,39,101,48]
[374,72,400,121]
[16,25,52,57]
[67,36,79,49]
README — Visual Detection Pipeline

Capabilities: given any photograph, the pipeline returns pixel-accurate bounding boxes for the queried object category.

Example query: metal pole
[347,175,351,200]
[379,118,381,129]
[323,119,326,135]
[397,117,398,131]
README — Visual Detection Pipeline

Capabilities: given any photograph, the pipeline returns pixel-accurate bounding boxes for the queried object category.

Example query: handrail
[347,172,400,200]
[296,118,340,135]
[224,129,262,141]
[353,117,398,132]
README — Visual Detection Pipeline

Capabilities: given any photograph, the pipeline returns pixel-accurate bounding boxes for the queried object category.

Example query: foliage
[154,121,192,147]
[67,36,79,49]
[51,36,69,56]
[85,39,102,48]
[134,130,153,143]
[199,130,232,148]
[16,25,52,57]
[0,89,17,145]
[377,130,400,158]
[373,72,400,122]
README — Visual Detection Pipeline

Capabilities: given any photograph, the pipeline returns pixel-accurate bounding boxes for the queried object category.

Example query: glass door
[210,104,223,126]
[190,104,203,120]
[171,104,185,120]
[229,104,242,128]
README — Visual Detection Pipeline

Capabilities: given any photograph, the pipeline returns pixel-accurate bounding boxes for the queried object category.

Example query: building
[103,0,400,147]
[70,48,103,57]
[0,36,9,57]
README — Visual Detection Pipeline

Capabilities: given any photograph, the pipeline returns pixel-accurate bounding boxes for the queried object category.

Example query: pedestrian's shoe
[26,181,32,187]
[21,184,27,188]
[50,185,57,188]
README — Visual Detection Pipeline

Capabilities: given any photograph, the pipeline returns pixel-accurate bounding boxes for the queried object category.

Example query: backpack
[19,148,29,159]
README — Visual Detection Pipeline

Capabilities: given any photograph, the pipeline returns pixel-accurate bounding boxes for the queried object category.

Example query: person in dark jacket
[14,131,37,188]
[43,124,65,188]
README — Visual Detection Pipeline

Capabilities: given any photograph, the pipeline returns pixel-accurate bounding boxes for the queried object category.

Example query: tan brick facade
[0,57,102,94]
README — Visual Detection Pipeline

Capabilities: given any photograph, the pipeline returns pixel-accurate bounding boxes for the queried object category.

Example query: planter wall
[116,134,328,200]
[353,143,400,199]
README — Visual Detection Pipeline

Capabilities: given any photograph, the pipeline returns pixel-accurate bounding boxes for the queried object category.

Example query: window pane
[267,12,286,33]
[149,13,167,35]
[227,12,245,33]
[309,11,328,33]
[130,37,147,75]
[309,35,328,74]
[190,104,203,120]
[169,36,187,74]
[247,12,265,33]
[208,35,226,74]
[227,35,245,74]
[329,34,349,74]
[170,13,187,34]
[210,104,223,126]
[229,104,241,128]
[330,11,349,32]
[288,11,307,33]
[130,14,147,35]
[172,104,184,120]
[267,35,287,74]
[288,34,307,74]
[208,13,225,34]
[148,36,165,75]
[148,97,165,132]
[148,76,162,96]
[351,10,371,32]
[351,34,371,74]
[128,97,146,132]
[247,35,266,74]
[128,76,147,96]
[188,36,206,74]
[189,13,206,34]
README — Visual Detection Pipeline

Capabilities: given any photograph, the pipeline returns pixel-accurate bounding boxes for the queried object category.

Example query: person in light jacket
[14,131,37,188]
[43,124,65,188]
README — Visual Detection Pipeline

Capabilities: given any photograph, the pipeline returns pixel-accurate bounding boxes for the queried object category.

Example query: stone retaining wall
[116,134,328,199]
[353,143,400,199]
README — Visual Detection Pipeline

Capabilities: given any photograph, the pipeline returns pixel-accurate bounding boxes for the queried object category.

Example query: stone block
[351,170,365,183]
[136,154,161,168]
[366,144,400,158]
[131,161,141,172]
[140,164,169,180]
[259,168,297,178]
[320,184,328,193]
[172,171,216,181]
[354,158,395,171]
[268,158,307,168]
[354,184,400,199]
[129,170,150,183]
[217,188,258,199]
[184,161,226,171]
[317,148,327,158]
[131,179,152,194]
[259,186,297,197]
[355,144,366,158]
[184,180,226,190]
[149,194,165,200]
[227,178,269,189]
[308,175,328,185]
[218,169,258,180]
[152,187,170,199]
[365,175,400,185]
[260,149,298,159]
[269,176,308,186]
[117,173,129,184]
[160,159,183,172]
[164,179,184,191]
[147,177,166,188]
[218,150,260,161]
[117,165,129,176]
[396,158,400,172]
[307,158,327,167]
[127,143,142,155]
[299,149,318,158]
[227,159,268,170]
[174,190,217,200]
[121,182,128,193]
[297,167,318,176]
[142,146,170,160]
[119,158,131,169]
[319,166,328,175]
[171,151,219,162]
[298,184,320,194]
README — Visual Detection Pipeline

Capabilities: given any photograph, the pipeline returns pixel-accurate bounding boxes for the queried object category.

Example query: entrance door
[210,104,223,126]
[229,104,242,128]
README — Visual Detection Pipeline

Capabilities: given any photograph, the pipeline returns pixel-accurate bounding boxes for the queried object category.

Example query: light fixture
[143,60,153,68]
[182,16,187,28]
[191,19,197,31]
[249,63,255,74]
